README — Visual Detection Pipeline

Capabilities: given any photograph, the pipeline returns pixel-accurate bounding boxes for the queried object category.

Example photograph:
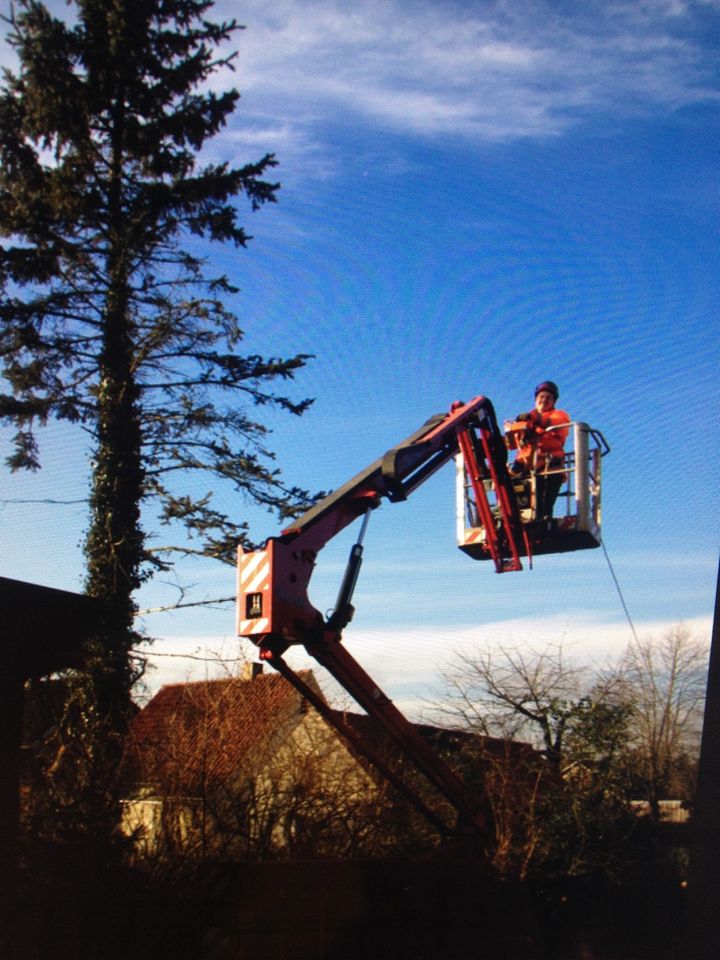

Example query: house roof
[1,576,109,677]
[330,710,539,767]
[120,669,324,795]
[121,668,541,800]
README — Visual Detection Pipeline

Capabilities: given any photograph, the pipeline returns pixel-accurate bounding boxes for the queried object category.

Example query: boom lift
[237,396,609,842]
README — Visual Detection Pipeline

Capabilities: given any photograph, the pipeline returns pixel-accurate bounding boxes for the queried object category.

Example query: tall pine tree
[0,0,314,725]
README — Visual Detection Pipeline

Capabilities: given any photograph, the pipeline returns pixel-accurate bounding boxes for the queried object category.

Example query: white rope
[601,539,640,644]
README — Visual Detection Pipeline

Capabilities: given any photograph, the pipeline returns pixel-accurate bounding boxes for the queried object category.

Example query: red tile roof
[121,670,324,795]
[329,710,539,767]
[121,670,541,802]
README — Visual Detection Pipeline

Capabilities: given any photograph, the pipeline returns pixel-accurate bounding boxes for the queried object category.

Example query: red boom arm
[237,396,525,841]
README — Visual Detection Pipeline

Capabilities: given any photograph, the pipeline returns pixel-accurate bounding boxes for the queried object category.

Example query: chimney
[242,661,264,681]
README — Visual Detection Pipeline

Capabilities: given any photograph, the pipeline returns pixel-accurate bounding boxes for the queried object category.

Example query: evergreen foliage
[0,0,316,720]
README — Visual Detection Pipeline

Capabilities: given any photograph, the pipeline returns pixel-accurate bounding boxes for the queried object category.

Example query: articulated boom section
[237,397,521,656]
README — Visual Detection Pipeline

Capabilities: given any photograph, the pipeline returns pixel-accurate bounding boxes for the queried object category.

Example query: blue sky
[1,0,718,713]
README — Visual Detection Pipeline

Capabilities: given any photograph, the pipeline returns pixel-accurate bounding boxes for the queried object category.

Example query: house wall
[120,796,201,858]
[257,710,381,853]
[121,710,384,862]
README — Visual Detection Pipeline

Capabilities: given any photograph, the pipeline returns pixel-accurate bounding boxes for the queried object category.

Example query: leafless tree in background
[441,641,640,880]
[613,625,707,819]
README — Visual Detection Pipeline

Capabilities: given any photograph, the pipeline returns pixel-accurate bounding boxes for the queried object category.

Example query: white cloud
[219,0,719,149]
[137,612,713,718]
[2,1,715,171]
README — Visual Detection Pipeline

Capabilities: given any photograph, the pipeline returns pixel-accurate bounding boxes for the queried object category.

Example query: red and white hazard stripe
[462,528,486,547]
[238,548,271,637]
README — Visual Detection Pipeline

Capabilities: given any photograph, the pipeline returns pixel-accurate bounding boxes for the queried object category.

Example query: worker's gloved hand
[516,412,531,422]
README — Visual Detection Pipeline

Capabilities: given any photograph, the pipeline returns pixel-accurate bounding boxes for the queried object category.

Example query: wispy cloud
[220,0,719,153]
[139,612,713,716]
[2,1,715,164]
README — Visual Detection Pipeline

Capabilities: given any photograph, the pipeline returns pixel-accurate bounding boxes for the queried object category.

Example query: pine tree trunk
[85,232,144,734]
[85,278,144,727]
[84,87,143,730]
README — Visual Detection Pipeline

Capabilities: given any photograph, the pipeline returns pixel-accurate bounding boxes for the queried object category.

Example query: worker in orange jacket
[509,380,570,520]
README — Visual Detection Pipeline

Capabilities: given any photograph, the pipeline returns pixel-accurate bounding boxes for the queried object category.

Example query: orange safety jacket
[515,407,571,470]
